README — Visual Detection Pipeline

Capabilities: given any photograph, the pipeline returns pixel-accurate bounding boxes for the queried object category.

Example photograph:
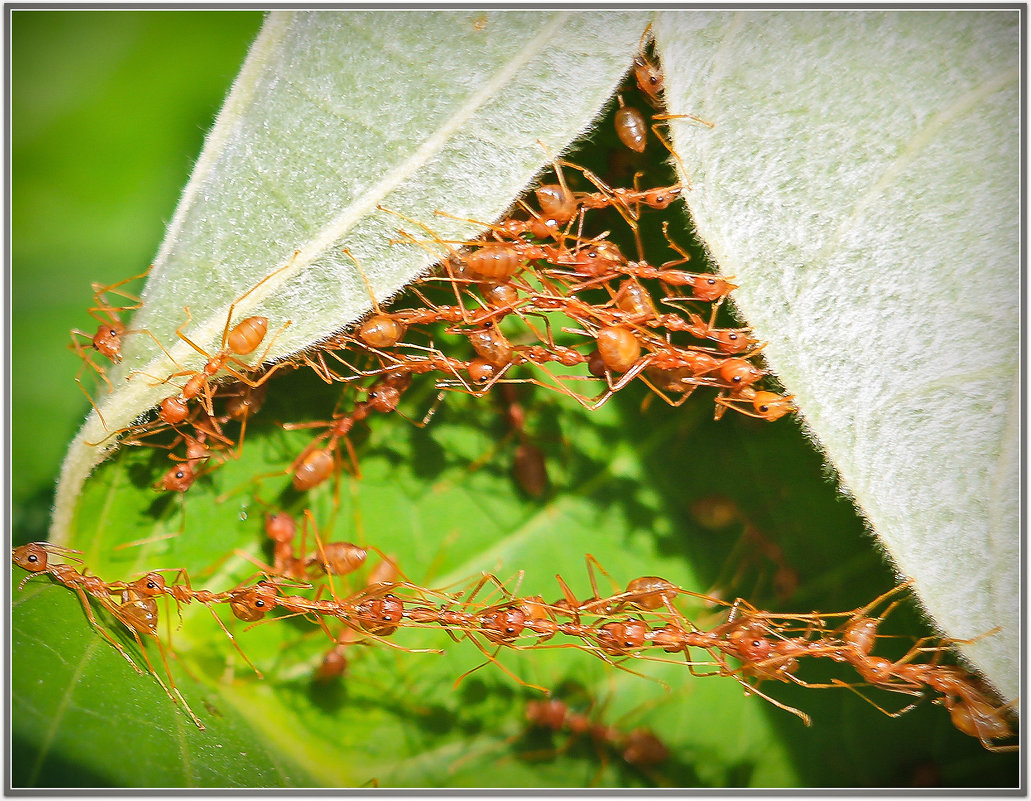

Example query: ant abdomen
[615,103,648,153]
[358,314,406,349]
[595,326,640,373]
[293,447,335,491]
[465,243,524,280]
[227,316,269,356]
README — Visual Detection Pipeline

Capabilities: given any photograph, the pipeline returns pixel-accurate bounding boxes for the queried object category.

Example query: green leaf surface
[51,9,651,543]
[16,370,1016,787]
[656,10,1019,701]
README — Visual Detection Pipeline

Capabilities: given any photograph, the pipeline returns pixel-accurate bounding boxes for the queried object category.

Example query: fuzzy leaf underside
[656,10,1019,700]
[51,9,651,543]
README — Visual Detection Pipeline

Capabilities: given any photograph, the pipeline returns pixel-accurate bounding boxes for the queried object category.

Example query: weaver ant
[315,550,399,682]
[13,543,204,728]
[120,568,263,679]
[522,695,670,783]
[283,368,413,491]
[135,254,298,427]
[615,25,714,184]
[69,266,168,426]
[820,585,1018,751]
[68,266,152,380]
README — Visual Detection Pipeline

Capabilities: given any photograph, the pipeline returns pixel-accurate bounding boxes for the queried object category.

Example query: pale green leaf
[656,10,1019,699]
[52,9,651,543]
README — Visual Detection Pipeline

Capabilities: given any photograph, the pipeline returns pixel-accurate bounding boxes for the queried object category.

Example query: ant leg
[218,250,302,350]
[173,308,210,360]
[831,678,922,718]
[379,206,478,323]
[69,333,114,392]
[583,554,622,602]
[216,356,297,390]
[452,634,551,695]
[72,589,146,675]
[649,113,713,189]
[89,265,152,314]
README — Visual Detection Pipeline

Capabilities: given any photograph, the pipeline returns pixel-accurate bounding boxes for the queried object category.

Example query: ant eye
[255,599,265,608]
[759,405,770,413]
[707,278,717,286]
[28,554,38,563]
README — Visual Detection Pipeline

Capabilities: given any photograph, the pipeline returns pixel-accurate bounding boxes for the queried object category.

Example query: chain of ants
[55,28,1014,756]
[72,27,793,497]
[12,529,1017,752]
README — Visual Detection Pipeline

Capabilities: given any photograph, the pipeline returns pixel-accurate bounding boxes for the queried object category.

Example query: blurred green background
[12,10,265,538]
[10,10,1019,789]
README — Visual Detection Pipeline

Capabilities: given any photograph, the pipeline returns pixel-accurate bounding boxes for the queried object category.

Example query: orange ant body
[513,439,548,498]
[69,267,169,426]
[714,389,796,422]
[614,24,714,183]
[524,697,670,773]
[812,588,1018,751]
[286,369,412,491]
[614,95,649,154]
[136,255,299,427]
[541,227,736,302]
[631,24,665,108]
[13,543,204,728]
[315,553,399,681]
[159,311,274,417]
[68,267,151,374]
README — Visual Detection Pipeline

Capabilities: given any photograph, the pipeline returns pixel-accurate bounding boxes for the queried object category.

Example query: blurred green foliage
[12,9,264,537]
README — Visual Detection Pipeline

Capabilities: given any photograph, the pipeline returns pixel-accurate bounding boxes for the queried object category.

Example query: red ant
[68,266,152,382]
[463,383,550,497]
[690,494,799,603]
[614,94,649,155]
[134,255,299,429]
[120,568,262,681]
[315,552,399,682]
[632,24,664,107]
[284,368,413,491]
[550,223,737,302]
[820,585,1018,751]
[69,266,170,426]
[615,25,714,185]
[503,384,550,498]
[13,543,205,728]
[237,508,373,616]
[523,696,670,781]
[714,388,796,422]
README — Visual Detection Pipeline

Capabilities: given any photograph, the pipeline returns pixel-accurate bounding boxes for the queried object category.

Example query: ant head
[13,544,48,572]
[136,572,167,595]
